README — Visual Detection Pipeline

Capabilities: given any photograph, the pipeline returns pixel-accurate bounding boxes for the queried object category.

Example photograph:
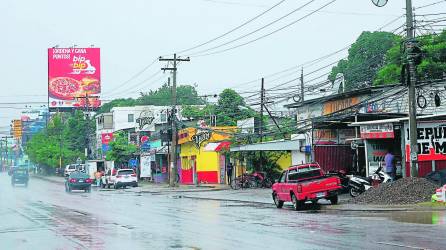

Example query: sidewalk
[136,181,230,193]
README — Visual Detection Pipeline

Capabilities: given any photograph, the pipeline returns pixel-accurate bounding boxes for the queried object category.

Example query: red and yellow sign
[48,48,101,109]
[178,127,235,145]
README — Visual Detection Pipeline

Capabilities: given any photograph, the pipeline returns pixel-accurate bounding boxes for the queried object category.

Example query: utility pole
[3,136,13,166]
[259,78,265,170]
[300,68,304,103]
[76,93,92,161]
[159,54,190,187]
[371,0,418,179]
[405,0,418,177]
[0,139,3,170]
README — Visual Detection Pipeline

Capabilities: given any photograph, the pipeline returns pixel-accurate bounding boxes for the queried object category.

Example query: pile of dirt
[351,177,438,205]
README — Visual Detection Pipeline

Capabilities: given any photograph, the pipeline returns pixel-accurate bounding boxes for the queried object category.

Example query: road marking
[377,241,431,250]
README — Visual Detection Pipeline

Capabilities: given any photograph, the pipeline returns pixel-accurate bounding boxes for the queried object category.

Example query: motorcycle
[348,166,392,197]
[325,170,350,194]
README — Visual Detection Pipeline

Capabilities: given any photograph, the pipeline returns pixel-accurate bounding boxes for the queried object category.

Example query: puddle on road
[385,211,446,225]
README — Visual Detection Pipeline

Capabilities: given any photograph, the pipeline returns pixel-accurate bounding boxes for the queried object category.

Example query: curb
[139,188,229,194]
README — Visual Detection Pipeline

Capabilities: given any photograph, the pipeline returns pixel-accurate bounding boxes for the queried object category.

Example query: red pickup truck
[272,163,342,210]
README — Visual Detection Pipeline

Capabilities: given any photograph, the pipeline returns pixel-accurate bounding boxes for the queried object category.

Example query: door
[277,171,288,201]
[191,156,197,184]
[219,155,226,184]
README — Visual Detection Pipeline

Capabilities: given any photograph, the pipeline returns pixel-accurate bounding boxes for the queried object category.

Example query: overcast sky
[0,0,442,129]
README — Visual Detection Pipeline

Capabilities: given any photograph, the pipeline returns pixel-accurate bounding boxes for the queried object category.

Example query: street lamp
[372,0,388,7]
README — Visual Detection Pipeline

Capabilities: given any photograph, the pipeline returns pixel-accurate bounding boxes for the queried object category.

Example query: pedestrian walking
[384,149,396,181]
[227,162,233,184]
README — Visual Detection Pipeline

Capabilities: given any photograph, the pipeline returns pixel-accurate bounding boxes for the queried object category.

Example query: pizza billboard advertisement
[48,48,101,110]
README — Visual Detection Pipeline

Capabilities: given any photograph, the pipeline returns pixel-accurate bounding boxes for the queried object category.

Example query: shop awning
[203,142,231,152]
[349,112,446,126]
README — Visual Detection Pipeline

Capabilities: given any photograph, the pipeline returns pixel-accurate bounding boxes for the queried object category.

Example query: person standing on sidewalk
[227,162,233,184]
[384,149,395,181]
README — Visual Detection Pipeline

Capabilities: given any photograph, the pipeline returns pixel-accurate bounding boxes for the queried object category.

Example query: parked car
[64,164,85,177]
[272,163,342,210]
[65,171,93,192]
[103,168,138,189]
[11,167,29,187]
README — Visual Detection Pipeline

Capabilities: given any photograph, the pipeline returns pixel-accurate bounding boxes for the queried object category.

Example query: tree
[374,30,446,85]
[215,89,256,126]
[105,132,137,167]
[98,84,205,113]
[25,113,85,172]
[329,31,400,91]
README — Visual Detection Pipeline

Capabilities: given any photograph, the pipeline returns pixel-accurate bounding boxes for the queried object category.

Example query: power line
[191,0,337,57]
[187,0,316,56]
[102,58,158,95]
[176,0,286,54]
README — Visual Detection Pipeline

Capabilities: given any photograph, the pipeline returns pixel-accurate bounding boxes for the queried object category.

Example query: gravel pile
[351,177,438,205]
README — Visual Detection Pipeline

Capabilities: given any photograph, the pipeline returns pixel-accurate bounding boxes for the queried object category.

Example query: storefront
[403,119,446,177]
[352,114,446,177]
[178,127,233,184]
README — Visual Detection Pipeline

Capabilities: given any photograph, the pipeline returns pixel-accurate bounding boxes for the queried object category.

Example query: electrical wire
[176,0,286,54]
[187,0,316,56]
[191,0,337,57]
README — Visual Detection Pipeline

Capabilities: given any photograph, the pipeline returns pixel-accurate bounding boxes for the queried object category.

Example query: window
[160,113,167,123]
[128,114,134,122]
[279,172,287,183]
[287,167,321,182]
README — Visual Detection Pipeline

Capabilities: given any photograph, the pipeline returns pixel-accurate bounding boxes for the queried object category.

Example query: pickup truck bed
[272,164,342,210]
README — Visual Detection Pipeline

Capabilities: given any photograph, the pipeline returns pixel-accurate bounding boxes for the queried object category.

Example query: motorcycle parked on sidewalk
[348,166,392,197]
[325,170,350,194]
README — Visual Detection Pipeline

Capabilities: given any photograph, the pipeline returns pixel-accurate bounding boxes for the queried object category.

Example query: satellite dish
[371,0,388,7]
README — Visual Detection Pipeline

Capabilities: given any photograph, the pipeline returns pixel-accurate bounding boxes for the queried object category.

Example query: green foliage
[25,111,88,169]
[98,84,204,113]
[329,31,400,91]
[181,89,256,126]
[375,30,446,85]
[216,89,256,126]
[105,131,137,167]
[232,150,284,179]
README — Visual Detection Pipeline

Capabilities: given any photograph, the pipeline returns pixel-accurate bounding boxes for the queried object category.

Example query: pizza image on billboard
[48,48,101,109]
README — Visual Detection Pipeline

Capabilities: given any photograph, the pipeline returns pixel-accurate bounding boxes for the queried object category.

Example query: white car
[64,164,78,177]
[103,168,138,189]
[64,164,86,177]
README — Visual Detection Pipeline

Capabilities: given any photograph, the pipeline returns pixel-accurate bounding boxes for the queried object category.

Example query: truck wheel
[291,193,304,211]
[273,193,284,208]
[329,195,338,205]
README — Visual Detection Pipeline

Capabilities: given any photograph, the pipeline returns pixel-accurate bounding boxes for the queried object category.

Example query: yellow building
[178,127,234,184]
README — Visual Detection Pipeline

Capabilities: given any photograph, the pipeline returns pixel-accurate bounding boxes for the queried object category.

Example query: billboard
[48,48,101,110]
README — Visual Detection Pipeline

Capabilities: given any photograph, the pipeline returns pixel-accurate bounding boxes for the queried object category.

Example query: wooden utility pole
[300,68,304,103]
[159,54,190,187]
[259,78,265,170]
[405,0,418,177]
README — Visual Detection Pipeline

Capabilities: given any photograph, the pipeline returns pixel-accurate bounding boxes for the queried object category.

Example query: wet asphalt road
[1,173,446,250]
